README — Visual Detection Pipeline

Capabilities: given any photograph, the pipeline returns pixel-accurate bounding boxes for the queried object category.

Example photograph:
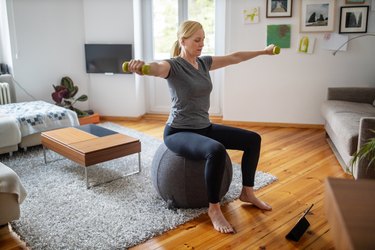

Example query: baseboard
[222,120,324,129]
[106,113,324,129]
[100,115,143,121]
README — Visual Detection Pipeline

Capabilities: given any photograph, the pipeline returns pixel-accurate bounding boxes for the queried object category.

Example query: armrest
[327,87,375,104]
[354,117,375,179]
[358,117,375,148]
[0,163,27,204]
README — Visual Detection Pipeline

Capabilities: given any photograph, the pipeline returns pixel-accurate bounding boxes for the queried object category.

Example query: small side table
[325,177,375,250]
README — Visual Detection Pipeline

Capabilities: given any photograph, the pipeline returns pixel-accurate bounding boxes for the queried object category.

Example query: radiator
[0,82,11,104]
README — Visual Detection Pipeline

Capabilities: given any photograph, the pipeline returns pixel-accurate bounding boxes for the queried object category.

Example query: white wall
[223,0,375,125]
[7,0,89,111]
[83,0,145,117]
[4,0,144,117]
[0,0,7,64]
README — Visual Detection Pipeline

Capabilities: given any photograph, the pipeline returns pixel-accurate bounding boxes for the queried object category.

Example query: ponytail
[171,40,181,58]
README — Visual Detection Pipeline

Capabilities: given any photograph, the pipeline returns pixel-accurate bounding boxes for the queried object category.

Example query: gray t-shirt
[165,56,213,129]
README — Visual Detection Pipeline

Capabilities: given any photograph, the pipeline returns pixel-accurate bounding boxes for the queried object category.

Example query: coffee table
[41,124,141,188]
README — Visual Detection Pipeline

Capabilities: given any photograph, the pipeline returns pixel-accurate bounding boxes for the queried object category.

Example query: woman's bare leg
[239,186,272,210]
[208,203,236,234]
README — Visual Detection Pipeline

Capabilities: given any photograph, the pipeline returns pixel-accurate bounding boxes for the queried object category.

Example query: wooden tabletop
[41,126,141,166]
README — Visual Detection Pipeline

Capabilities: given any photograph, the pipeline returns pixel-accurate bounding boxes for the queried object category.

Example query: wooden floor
[0,118,351,250]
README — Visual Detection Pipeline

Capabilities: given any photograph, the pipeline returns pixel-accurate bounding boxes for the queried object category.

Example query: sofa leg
[0,223,10,232]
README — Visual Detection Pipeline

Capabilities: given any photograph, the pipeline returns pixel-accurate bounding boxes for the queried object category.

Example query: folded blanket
[0,162,27,203]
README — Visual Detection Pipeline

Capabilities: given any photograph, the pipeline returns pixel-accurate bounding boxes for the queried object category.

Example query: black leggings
[163,123,261,203]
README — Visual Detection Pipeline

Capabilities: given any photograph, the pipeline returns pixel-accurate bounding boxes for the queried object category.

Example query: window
[152,0,215,59]
[152,0,178,59]
[187,0,215,55]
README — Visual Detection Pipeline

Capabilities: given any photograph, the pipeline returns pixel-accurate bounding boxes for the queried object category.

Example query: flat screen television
[84,44,133,74]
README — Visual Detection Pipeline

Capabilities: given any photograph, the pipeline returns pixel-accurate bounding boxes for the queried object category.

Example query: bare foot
[208,203,236,234]
[239,186,272,211]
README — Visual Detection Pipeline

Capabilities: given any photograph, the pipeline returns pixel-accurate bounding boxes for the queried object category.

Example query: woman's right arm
[127,60,170,78]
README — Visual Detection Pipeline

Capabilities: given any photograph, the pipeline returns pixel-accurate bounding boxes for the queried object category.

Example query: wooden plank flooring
[0,118,351,249]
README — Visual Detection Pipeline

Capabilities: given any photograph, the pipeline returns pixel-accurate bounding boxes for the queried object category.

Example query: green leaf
[351,129,375,169]
[61,76,74,92]
[69,86,79,98]
[76,94,88,102]
[64,100,72,106]
[73,107,89,118]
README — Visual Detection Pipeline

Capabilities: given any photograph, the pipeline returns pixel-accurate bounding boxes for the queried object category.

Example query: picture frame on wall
[345,0,365,4]
[266,0,293,18]
[339,6,369,33]
[300,0,335,32]
[267,24,292,48]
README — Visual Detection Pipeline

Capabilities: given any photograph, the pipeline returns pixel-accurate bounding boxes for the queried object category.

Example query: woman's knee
[206,142,226,162]
[243,131,261,152]
[252,132,261,146]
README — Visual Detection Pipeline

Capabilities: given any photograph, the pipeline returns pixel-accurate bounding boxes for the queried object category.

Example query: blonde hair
[171,20,203,57]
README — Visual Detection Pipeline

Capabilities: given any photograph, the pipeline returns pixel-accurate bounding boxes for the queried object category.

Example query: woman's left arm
[210,44,275,70]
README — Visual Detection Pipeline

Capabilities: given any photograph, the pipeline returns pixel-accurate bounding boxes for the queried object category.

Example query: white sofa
[0,162,27,226]
[0,74,80,155]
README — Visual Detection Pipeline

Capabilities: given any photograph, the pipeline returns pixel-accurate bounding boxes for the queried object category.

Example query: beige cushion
[0,116,21,148]
[0,162,27,204]
[0,162,26,225]
[321,100,375,155]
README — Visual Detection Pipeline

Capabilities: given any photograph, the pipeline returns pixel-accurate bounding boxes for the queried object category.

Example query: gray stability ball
[151,143,233,208]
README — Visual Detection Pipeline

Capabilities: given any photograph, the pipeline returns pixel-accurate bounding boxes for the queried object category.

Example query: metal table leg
[138,152,142,173]
[43,146,47,164]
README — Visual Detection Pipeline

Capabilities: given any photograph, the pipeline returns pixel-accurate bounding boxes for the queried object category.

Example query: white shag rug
[1,122,277,250]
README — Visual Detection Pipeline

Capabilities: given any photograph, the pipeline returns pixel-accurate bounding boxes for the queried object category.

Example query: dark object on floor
[285,204,314,242]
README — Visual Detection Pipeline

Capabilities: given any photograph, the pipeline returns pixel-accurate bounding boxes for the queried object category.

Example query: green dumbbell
[122,61,151,75]
[273,46,281,55]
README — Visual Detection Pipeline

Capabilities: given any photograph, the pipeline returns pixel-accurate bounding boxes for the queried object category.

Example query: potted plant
[350,129,375,175]
[51,76,89,118]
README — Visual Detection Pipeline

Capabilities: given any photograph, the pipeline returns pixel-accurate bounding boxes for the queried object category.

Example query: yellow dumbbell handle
[122,61,151,75]
[273,46,280,55]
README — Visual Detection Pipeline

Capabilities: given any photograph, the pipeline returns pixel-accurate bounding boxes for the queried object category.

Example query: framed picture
[339,6,369,33]
[300,0,335,32]
[297,35,316,54]
[267,24,291,48]
[345,0,365,3]
[266,0,293,18]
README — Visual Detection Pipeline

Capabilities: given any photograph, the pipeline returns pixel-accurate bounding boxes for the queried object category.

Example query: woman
[127,20,276,234]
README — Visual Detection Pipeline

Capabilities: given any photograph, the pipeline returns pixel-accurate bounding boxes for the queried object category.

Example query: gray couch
[321,87,375,179]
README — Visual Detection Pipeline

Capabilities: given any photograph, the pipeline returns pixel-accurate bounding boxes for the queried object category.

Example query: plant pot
[79,113,100,125]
